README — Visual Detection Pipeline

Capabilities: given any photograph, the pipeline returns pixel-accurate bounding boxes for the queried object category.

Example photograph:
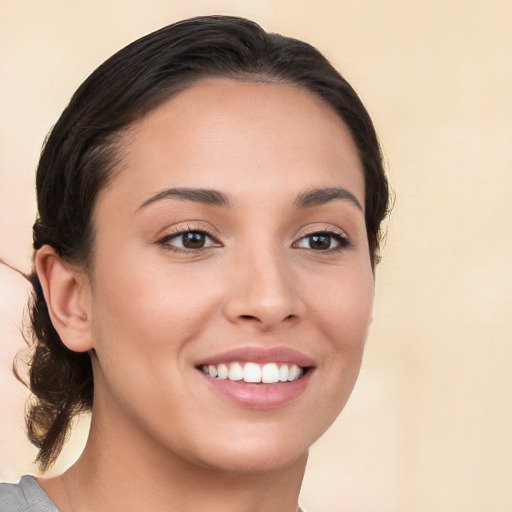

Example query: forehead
[100,78,365,209]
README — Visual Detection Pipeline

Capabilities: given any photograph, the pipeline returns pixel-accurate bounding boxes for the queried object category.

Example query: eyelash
[157,227,351,254]
[157,226,220,254]
[293,228,351,252]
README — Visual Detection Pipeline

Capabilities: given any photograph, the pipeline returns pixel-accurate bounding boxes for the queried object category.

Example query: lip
[196,346,316,367]
[200,369,314,409]
[195,346,316,409]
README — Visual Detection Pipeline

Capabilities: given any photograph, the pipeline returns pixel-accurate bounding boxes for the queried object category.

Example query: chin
[181,421,317,475]
[195,444,310,475]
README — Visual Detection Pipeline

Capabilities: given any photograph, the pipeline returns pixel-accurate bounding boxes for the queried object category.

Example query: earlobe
[35,245,93,353]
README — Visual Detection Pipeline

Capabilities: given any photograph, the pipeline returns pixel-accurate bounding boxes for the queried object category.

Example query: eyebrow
[137,185,362,212]
[137,187,231,211]
[294,187,363,211]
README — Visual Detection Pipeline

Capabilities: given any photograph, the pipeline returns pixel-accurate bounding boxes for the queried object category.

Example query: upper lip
[196,346,316,367]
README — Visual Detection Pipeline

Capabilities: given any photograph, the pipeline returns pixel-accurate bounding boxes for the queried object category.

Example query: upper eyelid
[294,225,349,240]
[156,222,221,240]
[155,222,351,245]
[295,231,349,243]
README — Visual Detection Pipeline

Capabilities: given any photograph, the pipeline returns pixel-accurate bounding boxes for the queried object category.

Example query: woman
[0,15,389,512]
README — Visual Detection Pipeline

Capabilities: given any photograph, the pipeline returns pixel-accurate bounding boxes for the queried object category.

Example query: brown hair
[25,15,389,470]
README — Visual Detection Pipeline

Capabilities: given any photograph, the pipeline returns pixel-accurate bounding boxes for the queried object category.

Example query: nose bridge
[224,238,301,329]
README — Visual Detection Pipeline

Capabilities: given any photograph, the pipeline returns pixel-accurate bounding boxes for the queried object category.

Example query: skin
[36,79,374,512]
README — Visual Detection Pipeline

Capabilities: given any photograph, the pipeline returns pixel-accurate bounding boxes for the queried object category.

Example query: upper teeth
[201,362,303,384]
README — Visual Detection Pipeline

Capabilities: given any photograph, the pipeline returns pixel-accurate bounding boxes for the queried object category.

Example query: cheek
[305,263,374,404]
[87,256,226,429]
[309,263,374,348]
[88,252,221,365]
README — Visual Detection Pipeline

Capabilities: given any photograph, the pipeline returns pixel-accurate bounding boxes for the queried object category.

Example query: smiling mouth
[196,348,315,408]
[199,362,309,384]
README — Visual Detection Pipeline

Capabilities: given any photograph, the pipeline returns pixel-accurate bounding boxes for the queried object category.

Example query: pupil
[183,232,205,248]
[310,235,330,250]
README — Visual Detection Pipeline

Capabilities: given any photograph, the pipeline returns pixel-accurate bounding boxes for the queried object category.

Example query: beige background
[1,1,511,511]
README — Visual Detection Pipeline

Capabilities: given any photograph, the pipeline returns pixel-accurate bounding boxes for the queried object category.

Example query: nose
[223,247,305,331]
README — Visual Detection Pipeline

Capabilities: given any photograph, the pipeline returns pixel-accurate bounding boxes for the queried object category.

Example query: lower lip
[200,370,313,409]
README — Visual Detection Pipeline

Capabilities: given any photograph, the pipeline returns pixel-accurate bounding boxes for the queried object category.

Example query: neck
[41,397,307,512]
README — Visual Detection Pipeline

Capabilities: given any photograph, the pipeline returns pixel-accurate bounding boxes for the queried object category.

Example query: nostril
[238,314,296,324]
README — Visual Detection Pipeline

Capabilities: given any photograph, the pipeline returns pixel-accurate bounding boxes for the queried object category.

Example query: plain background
[1,1,511,511]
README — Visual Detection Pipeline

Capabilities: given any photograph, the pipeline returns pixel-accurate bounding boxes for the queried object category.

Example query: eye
[159,229,220,252]
[293,230,350,251]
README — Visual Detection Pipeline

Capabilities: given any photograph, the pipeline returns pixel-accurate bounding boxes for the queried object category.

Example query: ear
[35,245,93,352]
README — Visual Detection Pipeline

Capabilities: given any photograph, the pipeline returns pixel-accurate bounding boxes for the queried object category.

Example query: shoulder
[0,476,31,512]
[0,476,58,512]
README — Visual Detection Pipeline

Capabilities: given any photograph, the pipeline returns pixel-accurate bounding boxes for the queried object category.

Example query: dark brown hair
[26,15,389,470]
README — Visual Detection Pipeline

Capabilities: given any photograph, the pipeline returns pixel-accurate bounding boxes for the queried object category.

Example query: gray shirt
[0,476,58,512]
[0,475,307,511]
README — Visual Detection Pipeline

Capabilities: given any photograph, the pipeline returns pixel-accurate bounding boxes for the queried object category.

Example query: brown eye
[294,230,350,251]
[160,229,219,252]
[182,232,207,249]
[308,234,331,250]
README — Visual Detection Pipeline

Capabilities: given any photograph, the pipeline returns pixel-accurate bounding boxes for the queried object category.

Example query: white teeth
[201,362,305,384]
[228,362,244,381]
[261,363,279,383]
[243,362,261,383]
[217,363,229,380]
[288,364,300,381]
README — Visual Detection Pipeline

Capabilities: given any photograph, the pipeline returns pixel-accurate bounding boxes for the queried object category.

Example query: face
[84,79,374,473]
